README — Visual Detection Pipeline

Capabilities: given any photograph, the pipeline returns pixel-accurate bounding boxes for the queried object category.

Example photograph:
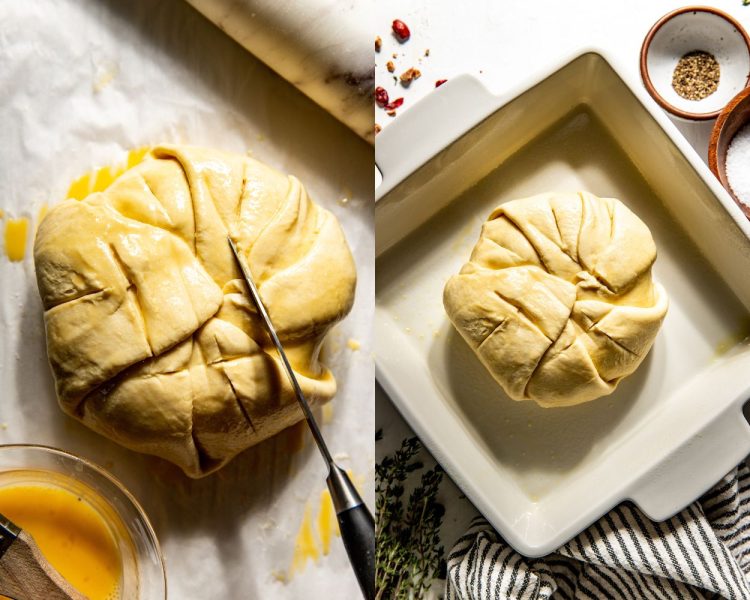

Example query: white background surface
[375,0,750,586]
[374,0,750,155]
[0,1,373,598]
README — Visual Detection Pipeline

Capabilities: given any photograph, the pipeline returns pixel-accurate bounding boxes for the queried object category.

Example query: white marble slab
[187,0,374,143]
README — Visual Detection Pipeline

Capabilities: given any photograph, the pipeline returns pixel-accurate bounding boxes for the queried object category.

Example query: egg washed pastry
[443,192,668,408]
[34,145,356,477]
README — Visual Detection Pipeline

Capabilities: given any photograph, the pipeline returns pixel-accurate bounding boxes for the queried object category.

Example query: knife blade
[228,236,375,600]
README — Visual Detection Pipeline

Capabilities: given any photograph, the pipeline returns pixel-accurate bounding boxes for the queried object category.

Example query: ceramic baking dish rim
[375,48,750,556]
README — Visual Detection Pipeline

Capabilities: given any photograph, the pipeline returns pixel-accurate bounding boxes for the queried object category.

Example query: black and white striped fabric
[446,461,750,599]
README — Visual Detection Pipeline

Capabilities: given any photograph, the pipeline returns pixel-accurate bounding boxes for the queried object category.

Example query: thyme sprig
[375,437,445,599]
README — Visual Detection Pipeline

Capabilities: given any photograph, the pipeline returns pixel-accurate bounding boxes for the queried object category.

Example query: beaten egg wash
[0,478,123,600]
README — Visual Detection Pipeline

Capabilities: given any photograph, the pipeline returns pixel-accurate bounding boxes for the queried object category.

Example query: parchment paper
[0,1,374,598]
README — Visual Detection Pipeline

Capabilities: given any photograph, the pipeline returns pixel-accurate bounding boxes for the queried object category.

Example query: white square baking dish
[375,51,750,557]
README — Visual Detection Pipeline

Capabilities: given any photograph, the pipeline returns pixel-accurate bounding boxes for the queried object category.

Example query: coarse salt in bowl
[709,85,750,219]
[641,6,750,121]
[726,125,750,207]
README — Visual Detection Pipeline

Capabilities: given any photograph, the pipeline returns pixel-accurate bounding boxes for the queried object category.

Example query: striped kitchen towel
[446,460,750,599]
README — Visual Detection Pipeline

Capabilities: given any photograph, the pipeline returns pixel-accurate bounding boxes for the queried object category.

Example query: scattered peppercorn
[375,36,382,52]
[400,67,421,85]
[375,124,382,134]
[435,79,448,88]
[392,19,411,42]
[424,49,430,57]
[392,53,398,59]
[386,61,395,73]
[387,110,397,117]
[375,86,389,107]
[672,50,720,101]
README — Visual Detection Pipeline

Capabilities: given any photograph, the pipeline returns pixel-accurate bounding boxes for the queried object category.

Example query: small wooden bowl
[641,6,750,121]
[708,86,750,219]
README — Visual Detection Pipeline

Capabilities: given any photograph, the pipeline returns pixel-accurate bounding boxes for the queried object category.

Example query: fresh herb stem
[375,437,445,599]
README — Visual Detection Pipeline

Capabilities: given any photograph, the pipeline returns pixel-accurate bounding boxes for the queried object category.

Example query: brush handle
[0,530,86,600]
[337,503,375,600]
[0,513,20,558]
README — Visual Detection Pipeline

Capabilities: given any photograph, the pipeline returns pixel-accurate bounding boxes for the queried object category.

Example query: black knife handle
[337,503,375,600]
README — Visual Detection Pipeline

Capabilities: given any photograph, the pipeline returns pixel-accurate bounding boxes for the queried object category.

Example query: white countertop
[374,0,750,590]
[374,0,750,158]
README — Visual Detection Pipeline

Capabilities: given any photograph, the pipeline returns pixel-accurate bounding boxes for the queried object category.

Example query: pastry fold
[444,192,667,407]
[35,145,356,476]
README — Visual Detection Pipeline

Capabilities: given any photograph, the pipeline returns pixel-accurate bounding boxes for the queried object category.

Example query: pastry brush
[0,512,86,600]
[228,237,375,600]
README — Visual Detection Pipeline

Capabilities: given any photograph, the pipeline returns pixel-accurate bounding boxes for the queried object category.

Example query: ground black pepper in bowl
[672,50,720,100]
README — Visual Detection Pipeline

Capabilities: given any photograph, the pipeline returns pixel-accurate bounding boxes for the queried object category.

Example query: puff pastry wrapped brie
[34,145,356,477]
[444,192,668,408]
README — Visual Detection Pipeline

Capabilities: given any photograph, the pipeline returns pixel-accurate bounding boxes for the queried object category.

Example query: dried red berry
[384,97,404,111]
[392,19,411,42]
[435,79,448,88]
[375,86,389,107]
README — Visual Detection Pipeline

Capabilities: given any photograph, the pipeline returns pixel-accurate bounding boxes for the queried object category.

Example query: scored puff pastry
[34,145,356,476]
[443,192,668,407]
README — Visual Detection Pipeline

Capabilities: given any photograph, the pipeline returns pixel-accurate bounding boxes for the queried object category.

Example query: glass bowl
[0,444,166,599]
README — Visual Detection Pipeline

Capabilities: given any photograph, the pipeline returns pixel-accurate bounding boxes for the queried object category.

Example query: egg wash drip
[1,147,149,262]
[66,146,151,200]
[3,218,28,262]
[290,471,366,576]
[0,471,124,600]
